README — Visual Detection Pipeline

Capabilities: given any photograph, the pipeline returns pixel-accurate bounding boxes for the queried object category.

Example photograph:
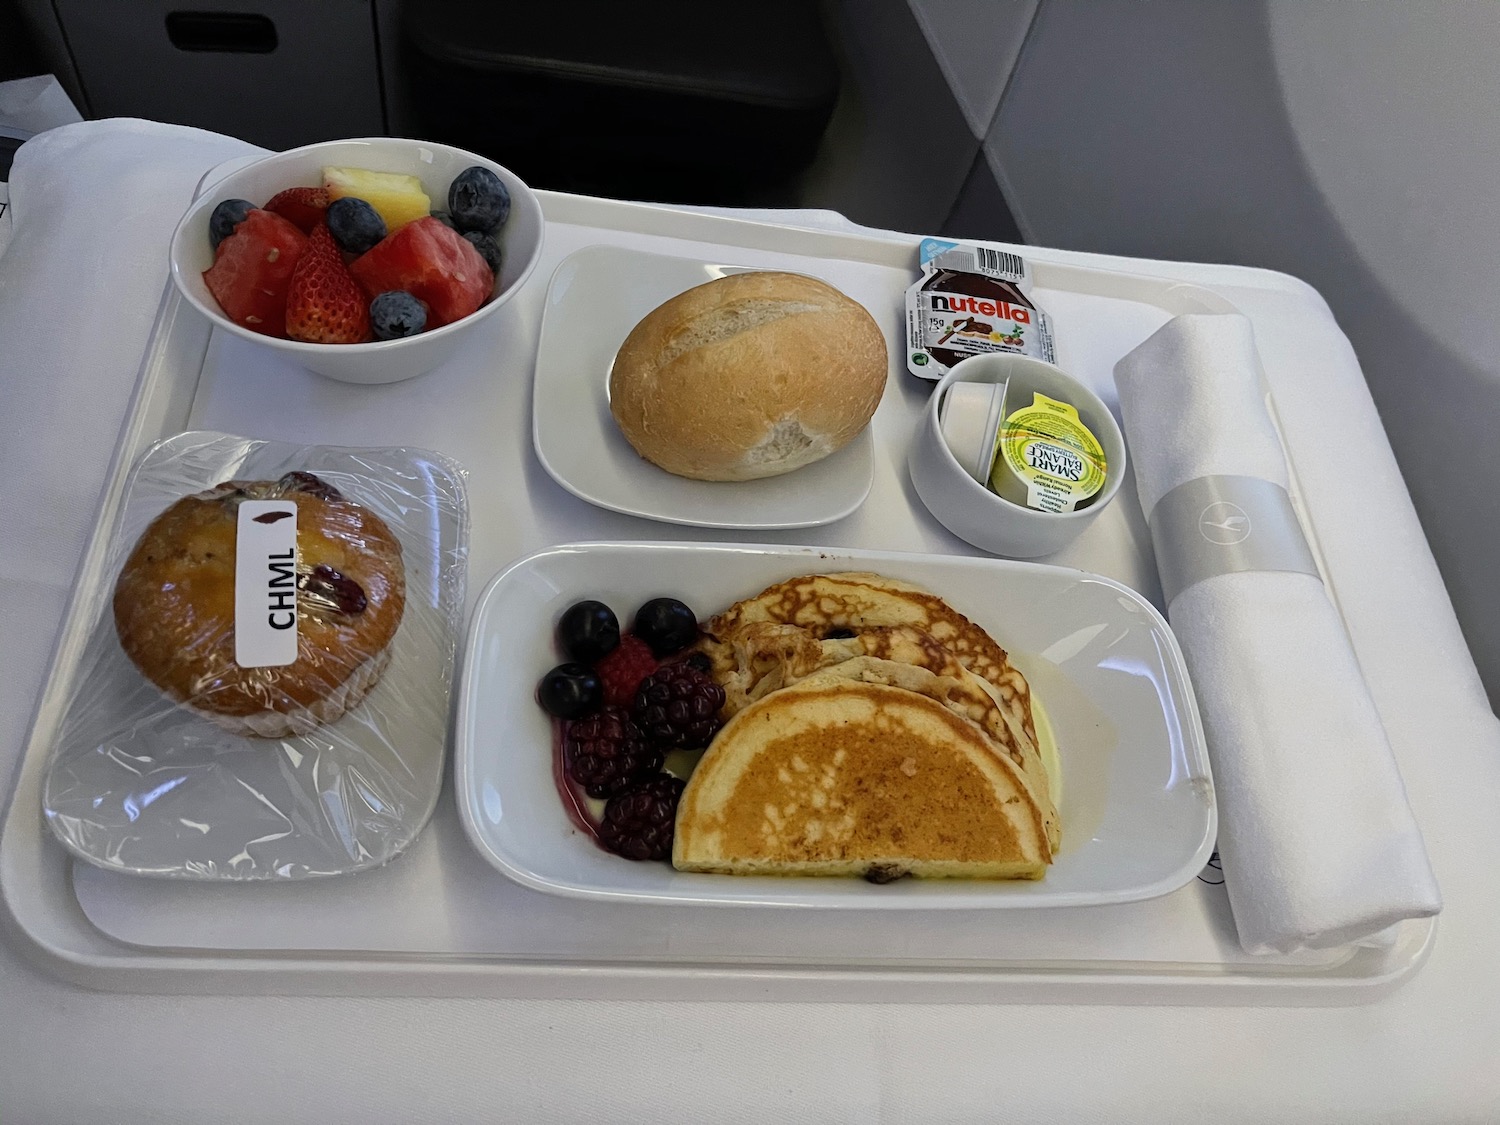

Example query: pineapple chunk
[321,166,432,233]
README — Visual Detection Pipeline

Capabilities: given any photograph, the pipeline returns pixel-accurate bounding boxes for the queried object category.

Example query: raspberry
[634,663,725,749]
[595,634,659,709]
[564,706,662,798]
[599,775,685,861]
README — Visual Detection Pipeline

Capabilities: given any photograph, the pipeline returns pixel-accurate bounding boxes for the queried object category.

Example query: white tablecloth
[2,119,1499,1124]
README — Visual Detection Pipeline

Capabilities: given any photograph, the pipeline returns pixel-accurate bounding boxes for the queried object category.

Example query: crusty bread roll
[113,472,405,739]
[608,271,888,481]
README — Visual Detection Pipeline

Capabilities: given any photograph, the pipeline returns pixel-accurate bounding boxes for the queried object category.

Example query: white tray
[0,191,1435,1003]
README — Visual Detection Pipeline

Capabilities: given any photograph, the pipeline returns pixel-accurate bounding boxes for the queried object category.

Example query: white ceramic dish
[910,353,1128,558]
[531,245,876,529]
[169,137,545,384]
[457,541,1216,909]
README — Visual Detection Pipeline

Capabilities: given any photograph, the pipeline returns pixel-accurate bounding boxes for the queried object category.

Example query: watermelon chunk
[202,209,308,338]
[349,216,494,328]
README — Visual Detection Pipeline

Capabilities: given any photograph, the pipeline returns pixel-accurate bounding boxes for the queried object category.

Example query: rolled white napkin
[1114,313,1440,954]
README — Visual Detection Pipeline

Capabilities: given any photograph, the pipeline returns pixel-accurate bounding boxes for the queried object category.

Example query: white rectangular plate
[458,541,1216,908]
[531,245,875,529]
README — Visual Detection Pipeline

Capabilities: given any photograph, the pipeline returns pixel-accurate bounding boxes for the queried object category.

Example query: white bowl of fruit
[169,137,545,384]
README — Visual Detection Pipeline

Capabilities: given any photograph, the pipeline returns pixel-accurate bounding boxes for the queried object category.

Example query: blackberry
[599,775,685,861]
[564,706,661,798]
[634,662,725,749]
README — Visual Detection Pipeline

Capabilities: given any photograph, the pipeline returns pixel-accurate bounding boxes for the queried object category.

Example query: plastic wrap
[42,431,469,879]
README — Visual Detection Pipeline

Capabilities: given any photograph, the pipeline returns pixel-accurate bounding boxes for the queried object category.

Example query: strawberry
[349,216,493,328]
[202,209,308,338]
[284,225,372,344]
[264,186,330,234]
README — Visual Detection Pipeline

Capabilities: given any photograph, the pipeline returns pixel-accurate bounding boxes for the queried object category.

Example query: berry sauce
[552,718,604,843]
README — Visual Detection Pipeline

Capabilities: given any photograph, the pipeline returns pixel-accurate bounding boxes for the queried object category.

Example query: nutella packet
[905,238,1056,381]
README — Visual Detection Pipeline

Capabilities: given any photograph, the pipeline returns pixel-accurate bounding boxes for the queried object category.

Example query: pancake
[708,622,1042,781]
[700,572,1036,746]
[673,681,1052,881]
[787,657,1059,850]
[698,574,1056,848]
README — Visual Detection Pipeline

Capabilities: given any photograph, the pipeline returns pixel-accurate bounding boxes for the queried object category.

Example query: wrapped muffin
[112,470,405,739]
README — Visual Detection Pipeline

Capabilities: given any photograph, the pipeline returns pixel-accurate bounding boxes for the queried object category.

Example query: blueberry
[209,198,254,249]
[369,291,427,340]
[462,231,503,276]
[558,600,620,663]
[632,598,699,657]
[326,197,386,255]
[448,166,510,233]
[538,662,603,719]
[429,210,458,230]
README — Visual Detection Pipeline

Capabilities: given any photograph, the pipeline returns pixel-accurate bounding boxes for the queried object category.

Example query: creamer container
[938,380,1009,483]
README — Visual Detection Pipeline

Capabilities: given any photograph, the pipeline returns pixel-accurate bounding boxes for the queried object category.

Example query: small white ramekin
[909,353,1127,558]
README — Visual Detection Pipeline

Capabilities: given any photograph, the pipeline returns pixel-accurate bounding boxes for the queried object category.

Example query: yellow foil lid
[991,392,1108,513]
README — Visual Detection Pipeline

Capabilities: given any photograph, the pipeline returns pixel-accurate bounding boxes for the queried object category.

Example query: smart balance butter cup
[990,392,1108,512]
[909,353,1127,558]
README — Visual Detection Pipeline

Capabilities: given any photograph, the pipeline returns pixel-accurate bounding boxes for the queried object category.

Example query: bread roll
[608,271,887,482]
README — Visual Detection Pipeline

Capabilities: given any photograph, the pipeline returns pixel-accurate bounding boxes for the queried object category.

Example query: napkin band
[1150,475,1319,604]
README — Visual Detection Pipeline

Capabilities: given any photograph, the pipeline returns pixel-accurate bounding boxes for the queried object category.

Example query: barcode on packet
[976,245,1025,279]
[931,245,1025,281]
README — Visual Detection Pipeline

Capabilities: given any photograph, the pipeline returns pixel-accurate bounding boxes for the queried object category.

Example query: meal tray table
[0,191,1434,1003]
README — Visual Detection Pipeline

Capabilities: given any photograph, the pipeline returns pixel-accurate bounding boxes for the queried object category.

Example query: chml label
[234,500,298,668]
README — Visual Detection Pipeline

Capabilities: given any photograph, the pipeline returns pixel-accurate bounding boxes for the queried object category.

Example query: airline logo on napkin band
[1198,502,1252,545]
[1150,475,1319,604]
[234,499,298,667]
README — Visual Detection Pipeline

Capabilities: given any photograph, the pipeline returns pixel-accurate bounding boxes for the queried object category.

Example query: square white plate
[457,542,1216,909]
[531,245,875,529]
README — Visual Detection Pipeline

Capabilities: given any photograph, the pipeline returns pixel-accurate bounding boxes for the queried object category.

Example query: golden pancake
[783,656,1059,850]
[700,572,1036,746]
[697,574,1055,848]
[673,681,1051,880]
